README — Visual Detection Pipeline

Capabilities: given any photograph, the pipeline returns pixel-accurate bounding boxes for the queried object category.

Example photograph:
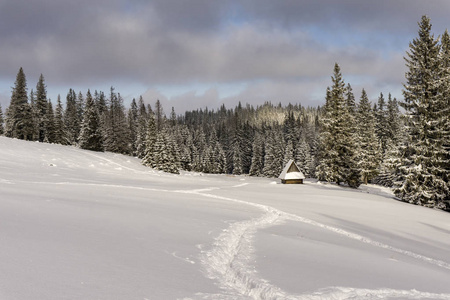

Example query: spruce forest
[1,16,449,211]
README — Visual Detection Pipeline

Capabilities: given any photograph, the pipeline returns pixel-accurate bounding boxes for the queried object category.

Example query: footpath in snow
[183,186,450,300]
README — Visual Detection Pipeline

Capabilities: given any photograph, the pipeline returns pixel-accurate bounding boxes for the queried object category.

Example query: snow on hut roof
[278,159,305,180]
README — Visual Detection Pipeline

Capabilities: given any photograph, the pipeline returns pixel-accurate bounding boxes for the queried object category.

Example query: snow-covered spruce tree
[386,94,402,145]
[316,64,360,187]
[262,131,277,177]
[439,29,450,207]
[315,88,334,181]
[202,128,225,174]
[178,143,193,171]
[44,100,55,143]
[0,104,4,135]
[283,110,297,144]
[191,145,202,173]
[192,128,207,172]
[295,133,313,177]
[103,88,130,154]
[167,124,181,171]
[64,89,79,145]
[395,16,449,208]
[151,132,167,171]
[344,86,361,187]
[29,89,39,141]
[165,133,182,174]
[169,107,177,127]
[241,122,254,173]
[213,142,227,174]
[142,112,157,168]
[76,91,85,136]
[345,83,357,116]
[374,93,389,152]
[135,96,148,158]
[229,114,245,175]
[151,129,180,174]
[53,95,68,145]
[154,99,164,132]
[79,90,103,152]
[176,125,194,171]
[95,90,109,149]
[262,129,285,178]
[249,131,265,176]
[374,94,403,187]
[201,145,213,173]
[127,98,138,154]
[356,89,381,184]
[283,139,294,166]
[231,142,243,175]
[376,138,403,187]
[35,74,48,142]
[5,67,33,140]
[95,90,108,116]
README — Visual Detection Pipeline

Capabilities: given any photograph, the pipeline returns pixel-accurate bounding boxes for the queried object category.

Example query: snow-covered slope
[0,137,449,300]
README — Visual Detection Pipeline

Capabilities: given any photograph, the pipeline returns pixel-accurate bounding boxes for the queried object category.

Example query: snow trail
[186,189,450,300]
[201,207,289,299]
[198,192,450,271]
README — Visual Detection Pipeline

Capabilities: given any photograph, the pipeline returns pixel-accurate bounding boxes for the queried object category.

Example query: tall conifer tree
[64,89,79,145]
[45,100,55,143]
[104,88,129,154]
[35,74,48,142]
[135,96,148,158]
[151,130,180,174]
[128,98,138,154]
[345,83,356,115]
[439,29,450,207]
[317,64,360,187]
[29,89,39,140]
[374,93,389,152]
[249,132,265,176]
[395,16,449,208]
[79,90,103,151]
[5,67,33,140]
[375,94,403,187]
[0,104,4,135]
[357,89,381,184]
[154,99,164,132]
[295,133,313,177]
[142,113,157,168]
[54,95,67,145]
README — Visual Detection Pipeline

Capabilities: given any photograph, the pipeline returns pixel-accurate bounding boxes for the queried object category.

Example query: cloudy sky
[0,0,449,113]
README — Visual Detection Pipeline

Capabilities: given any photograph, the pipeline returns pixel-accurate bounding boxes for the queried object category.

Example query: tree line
[0,16,448,211]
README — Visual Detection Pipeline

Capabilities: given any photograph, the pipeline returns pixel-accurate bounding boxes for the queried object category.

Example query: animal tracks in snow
[187,187,450,300]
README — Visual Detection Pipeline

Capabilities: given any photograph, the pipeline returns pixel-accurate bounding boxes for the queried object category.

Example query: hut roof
[278,159,305,180]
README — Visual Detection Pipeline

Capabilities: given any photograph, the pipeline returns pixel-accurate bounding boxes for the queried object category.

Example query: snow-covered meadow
[0,137,449,300]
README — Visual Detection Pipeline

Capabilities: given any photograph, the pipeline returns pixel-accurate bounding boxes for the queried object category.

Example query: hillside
[0,136,449,300]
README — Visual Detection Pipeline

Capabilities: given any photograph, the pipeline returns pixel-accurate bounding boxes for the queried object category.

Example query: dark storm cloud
[0,0,448,110]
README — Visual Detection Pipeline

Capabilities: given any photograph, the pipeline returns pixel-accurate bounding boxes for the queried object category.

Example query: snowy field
[0,137,449,300]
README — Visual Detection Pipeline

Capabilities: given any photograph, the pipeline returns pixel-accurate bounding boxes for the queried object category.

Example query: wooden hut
[278,159,305,184]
